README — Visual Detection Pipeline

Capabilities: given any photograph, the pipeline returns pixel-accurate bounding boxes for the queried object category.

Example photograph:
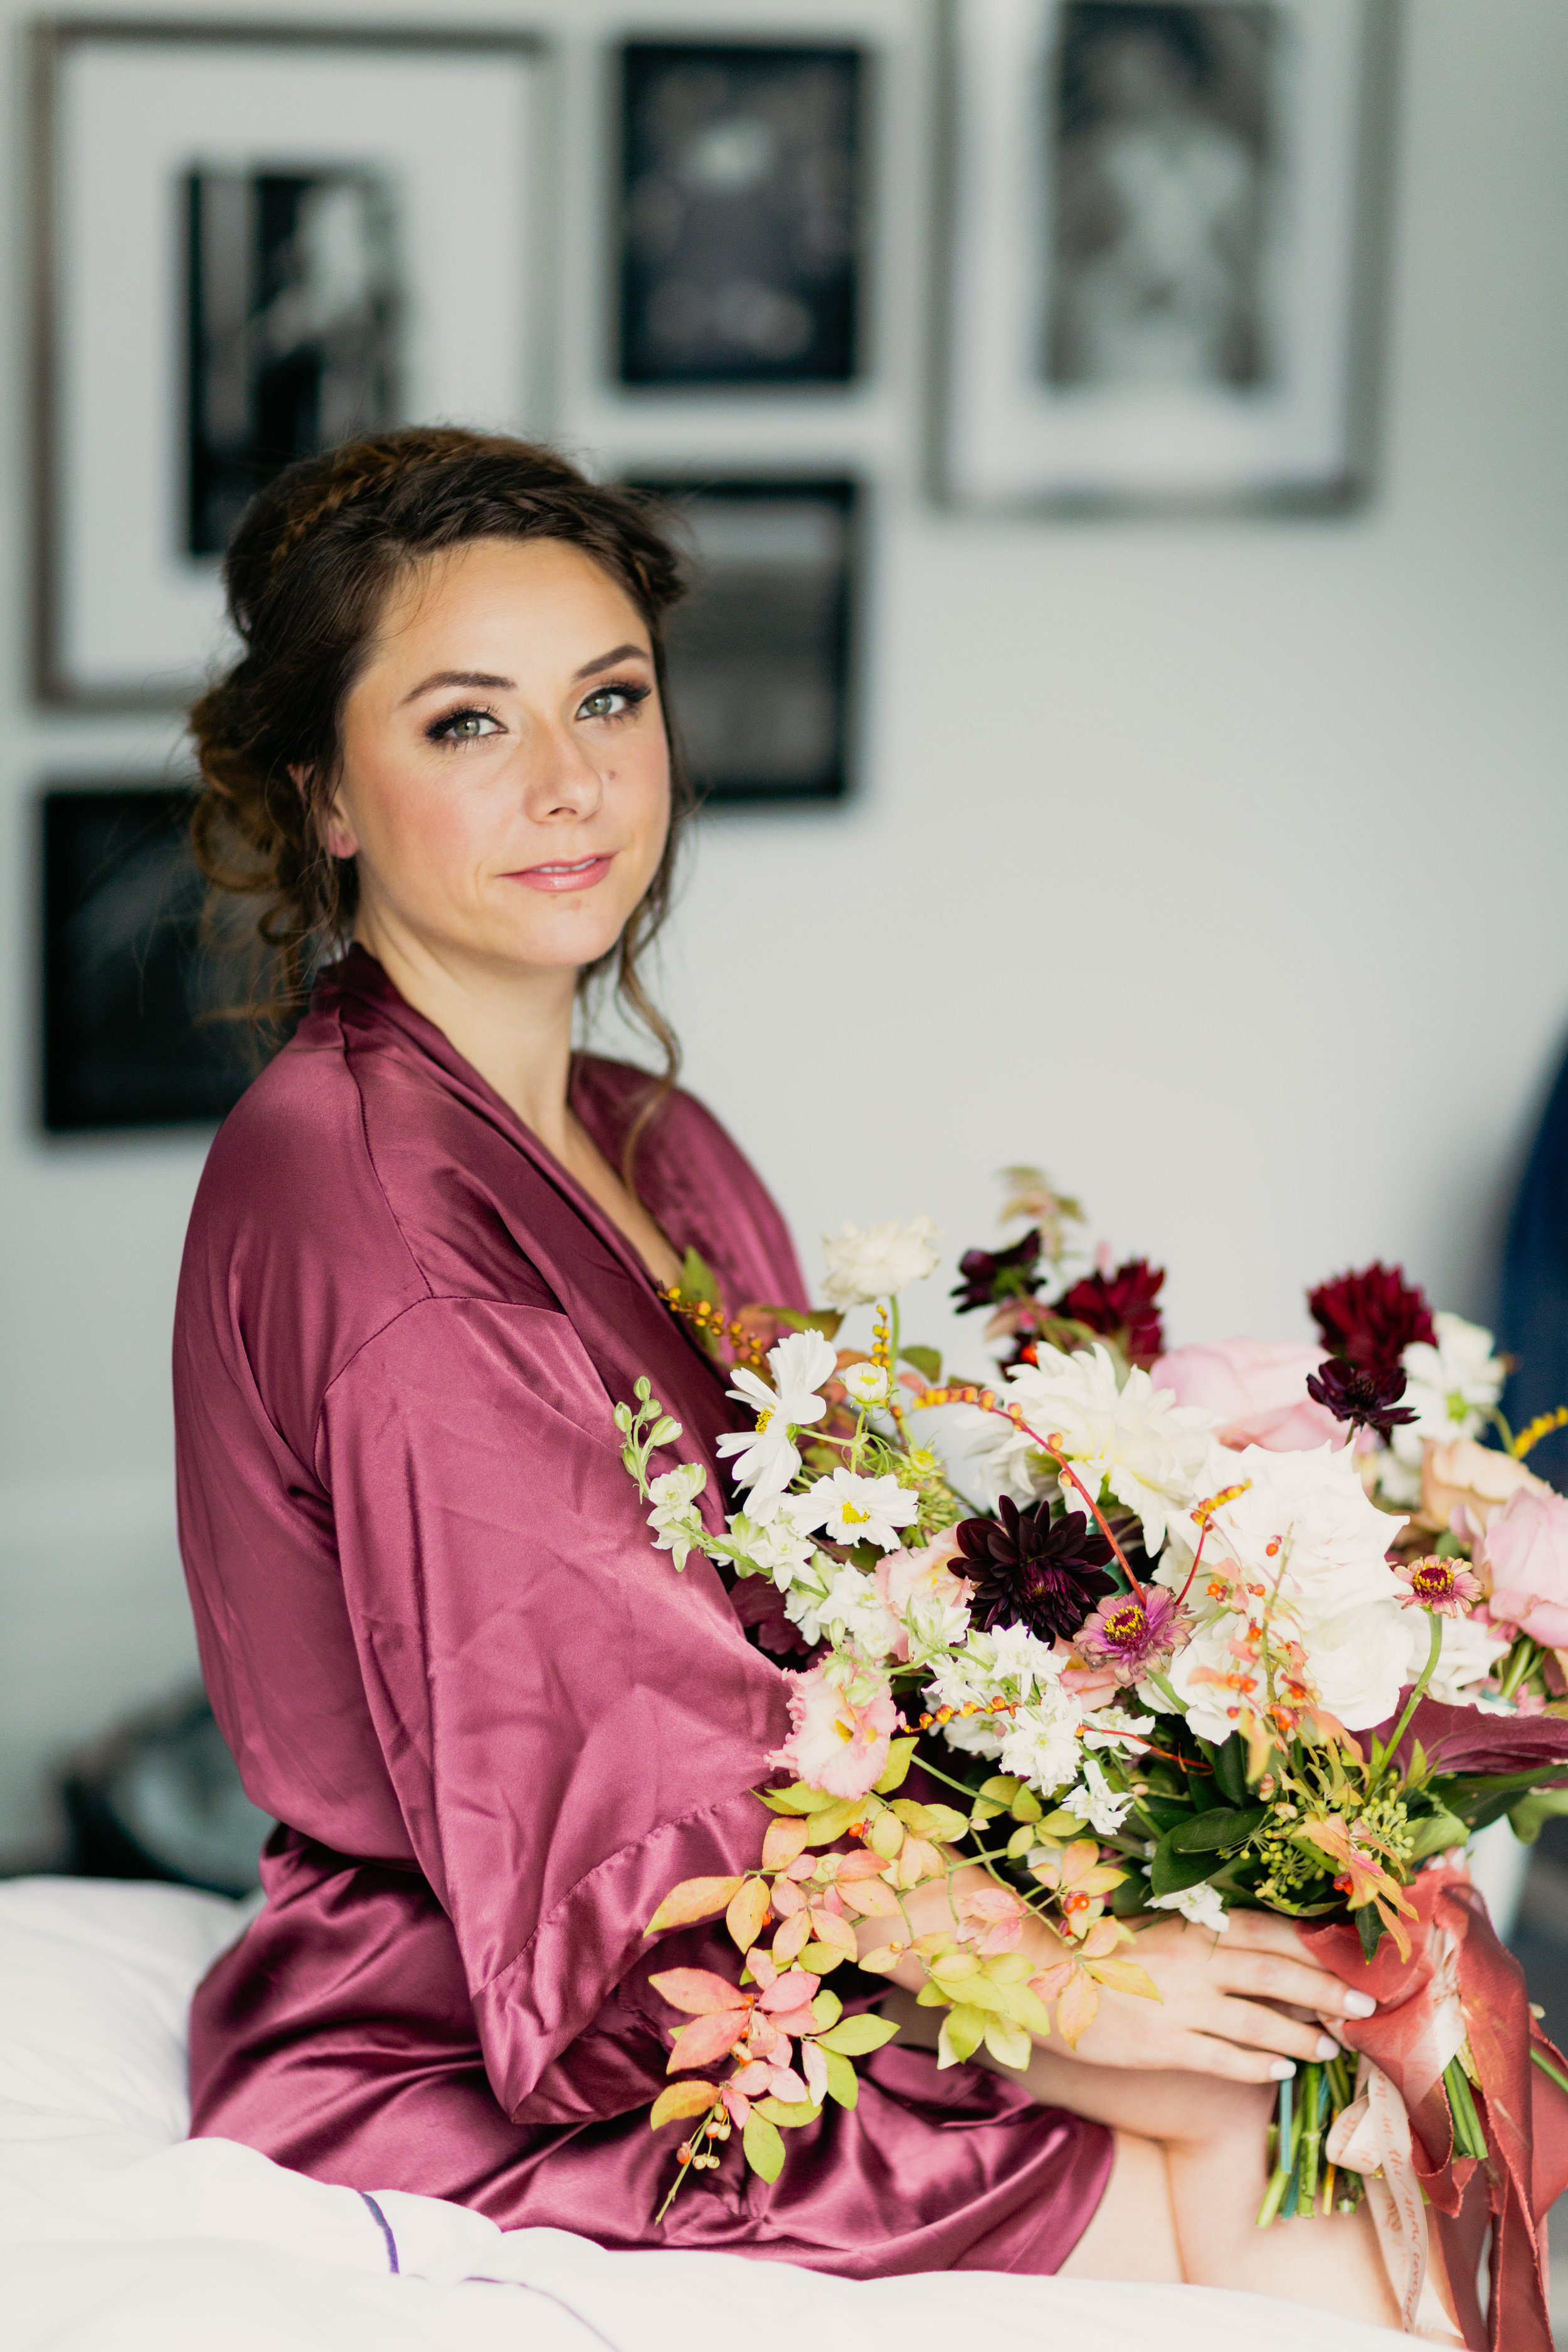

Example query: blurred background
[1,0,1566,2236]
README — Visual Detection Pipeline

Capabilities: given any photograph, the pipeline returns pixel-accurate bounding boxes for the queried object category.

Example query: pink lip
[505,854,614,894]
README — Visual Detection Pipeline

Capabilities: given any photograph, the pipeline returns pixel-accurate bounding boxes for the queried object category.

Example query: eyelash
[423,679,652,746]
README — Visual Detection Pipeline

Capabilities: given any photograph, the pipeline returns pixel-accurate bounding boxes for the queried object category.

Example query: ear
[294,764,359,862]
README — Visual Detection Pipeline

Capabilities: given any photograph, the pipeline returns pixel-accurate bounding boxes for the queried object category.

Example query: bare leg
[885,1989,1434,2334]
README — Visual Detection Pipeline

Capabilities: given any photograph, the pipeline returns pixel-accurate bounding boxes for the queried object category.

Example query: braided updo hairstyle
[189,425,693,1130]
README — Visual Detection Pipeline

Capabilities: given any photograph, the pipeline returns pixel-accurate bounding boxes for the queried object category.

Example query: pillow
[0,1877,250,2181]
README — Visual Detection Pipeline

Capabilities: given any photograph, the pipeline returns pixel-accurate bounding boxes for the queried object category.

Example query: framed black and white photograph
[40,785,255,1134]
[629,477,862,805]
[938,0,1396,510]
[33,22,549,706]
[617,43,865,389]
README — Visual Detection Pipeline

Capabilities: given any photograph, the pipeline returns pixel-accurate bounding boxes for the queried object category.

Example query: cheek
[354,757,494,899]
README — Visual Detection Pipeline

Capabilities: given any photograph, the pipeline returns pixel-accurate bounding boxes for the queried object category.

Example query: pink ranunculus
[874,1530,969,1662]
[765,1663,896,1799]
[1480,1486,1568,1648]
[1151,1337,1343,1454]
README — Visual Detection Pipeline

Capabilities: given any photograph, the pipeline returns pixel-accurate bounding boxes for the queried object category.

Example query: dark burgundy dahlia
[1305,1357,1419,1445]
[1307,1261,1435,1376]
[951,1228,1044,1314]
[952,1498,1116,1643]
[1055,1258,1166,1370]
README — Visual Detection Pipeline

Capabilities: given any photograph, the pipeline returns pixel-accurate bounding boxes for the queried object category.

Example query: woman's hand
[864,1868,1376,2086]
[1057,1909,1376,2084]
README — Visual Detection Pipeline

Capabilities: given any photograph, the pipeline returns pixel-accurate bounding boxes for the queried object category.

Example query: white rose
[1162,1442,1405,1620]
[822,1217,943,1308]
[1298,1597,1412,1729]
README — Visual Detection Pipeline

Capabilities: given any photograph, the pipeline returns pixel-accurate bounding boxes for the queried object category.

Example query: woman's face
[326,536,670,982]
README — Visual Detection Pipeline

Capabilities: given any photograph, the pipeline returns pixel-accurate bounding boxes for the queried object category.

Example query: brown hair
[188,425,693,1166]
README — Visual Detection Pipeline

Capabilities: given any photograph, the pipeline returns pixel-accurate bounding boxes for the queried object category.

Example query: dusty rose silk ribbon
[1304,1862,1568,2351]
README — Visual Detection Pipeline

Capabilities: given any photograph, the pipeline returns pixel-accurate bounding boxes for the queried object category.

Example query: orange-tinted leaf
[645,1876,744,1936]
[835,1848,886,1880]
[856,1942,906,1974]
[762,1818,810,1871]
[649,2080,723,2131]
[1030,1961,1073,2001]
[1085,1957,1162,2002]
[1055,1971,1100,2050]
[1059,1840,1102,1886]
[1078,1917,1121,1960]
[727,1877,771,1953]
[667,2010,748,2072]
[808,1909,859,1957]
[649,1968,747,2016]
[837,1877,903,1918]
[771,1909,812,1966]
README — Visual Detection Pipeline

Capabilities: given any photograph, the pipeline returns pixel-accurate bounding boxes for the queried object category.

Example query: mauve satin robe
[174,946,1110,2274]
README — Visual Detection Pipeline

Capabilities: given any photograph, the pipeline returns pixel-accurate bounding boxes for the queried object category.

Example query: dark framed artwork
[33,19,549,706]
[938,0,1397,510]
[40,785,257,1133]
[628,477,862,807]
[617,43,865,388]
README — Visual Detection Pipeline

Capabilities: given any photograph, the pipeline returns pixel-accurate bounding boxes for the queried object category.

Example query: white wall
[2,0,1565,1861]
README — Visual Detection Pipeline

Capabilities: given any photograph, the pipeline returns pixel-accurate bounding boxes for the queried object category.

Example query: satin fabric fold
[175,947,1111,2272]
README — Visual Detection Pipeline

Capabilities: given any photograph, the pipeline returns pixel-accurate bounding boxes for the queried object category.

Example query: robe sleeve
[314,1294,790,2128]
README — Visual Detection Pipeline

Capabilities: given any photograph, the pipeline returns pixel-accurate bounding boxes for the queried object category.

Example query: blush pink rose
[765,1663,896,1799]
[1421,1438,1547,1535]
[874,1530,969,1663]
[1151,1337,1343,1453]
[1480,1486,1568,1648]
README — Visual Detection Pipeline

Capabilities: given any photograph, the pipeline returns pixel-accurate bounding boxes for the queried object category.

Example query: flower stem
[1375,1611,1444,1785]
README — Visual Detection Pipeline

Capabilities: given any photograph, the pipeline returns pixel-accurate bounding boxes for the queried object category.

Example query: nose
[517,711,605,824]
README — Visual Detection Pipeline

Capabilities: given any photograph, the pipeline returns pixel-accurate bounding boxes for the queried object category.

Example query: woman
[174,428,1421,2328]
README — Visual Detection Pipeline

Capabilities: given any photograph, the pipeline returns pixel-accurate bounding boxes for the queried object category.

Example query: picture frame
[32,19,551,708]
[617,41,866,390]
[39,783,257,1135]
[627,475,862,806]
[937,0,1398,512]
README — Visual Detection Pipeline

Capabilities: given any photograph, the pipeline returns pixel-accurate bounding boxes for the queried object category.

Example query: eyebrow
[399,644,651,706]
[400,669,514,706]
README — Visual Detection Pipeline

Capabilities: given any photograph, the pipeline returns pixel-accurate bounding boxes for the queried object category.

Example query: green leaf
[1508,1789,1568,1846]
[758,1783,842,1814]
[1356,1908,1385,1963]
[679,1247,722,1310]
[1406,1808,1470,1861]
[804,1798,866,1846]
[899,1345,943,1384]
[1034,1808,1086,1838]
[1009,1787,1043,1823]
[742,2112,785,2181]
[990,1980,1052,2037]
[937,2005,986,2067]
[810,1988,844,2030]
[800,1943,849,1974]
[978,1776,1022,1805]
[816,2015,901,2057]
[822,2050,859,2109]
[1005,1825,1037,1859]
[1169,1806,1269,1855]
[874,1738,918,1795]
[890,1799,969,1843]
[753,2096,821,2128]
[1148,1828,1222,1899]
[982,2015,1032,2069]
[1208,1735,1248,1808]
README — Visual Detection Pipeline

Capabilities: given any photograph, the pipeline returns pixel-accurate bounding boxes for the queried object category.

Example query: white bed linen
[0,1875,1404,2351]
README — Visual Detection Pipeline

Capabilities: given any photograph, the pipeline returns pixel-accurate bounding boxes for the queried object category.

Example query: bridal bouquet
[618,1182,1568,2343]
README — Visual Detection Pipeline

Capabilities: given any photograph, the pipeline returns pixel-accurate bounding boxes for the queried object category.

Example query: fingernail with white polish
[1270,2060,1297,2080]
[1342,1991,1377,2018]
[1315,2034,1341,2060]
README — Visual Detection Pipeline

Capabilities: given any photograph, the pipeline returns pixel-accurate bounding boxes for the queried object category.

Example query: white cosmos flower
[1391,1313,1507,1466]
[647,1462,707,1570]
[716,1329,838,1516]
[841,1361,891,1407]
[958,1346,1215,1555]
[822,1217,943,1308]
[1150,1882,1229,1932]
[798,1467,919,1553]
[1062,1759,1134,1834]
[998,1685,1086,1798]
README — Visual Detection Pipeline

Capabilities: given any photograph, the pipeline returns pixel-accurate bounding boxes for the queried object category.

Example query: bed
[0,1874,1405,2349]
